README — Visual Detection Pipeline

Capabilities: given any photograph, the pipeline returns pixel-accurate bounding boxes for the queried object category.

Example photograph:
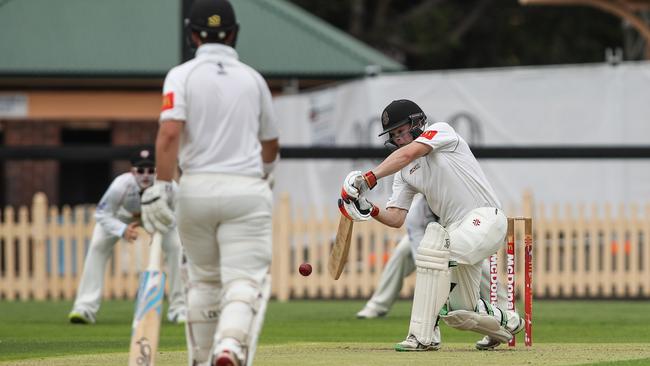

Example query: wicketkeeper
[339,99,524,351]
[68,149,186,325]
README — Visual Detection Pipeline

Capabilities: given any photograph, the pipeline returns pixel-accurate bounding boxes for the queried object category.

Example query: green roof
[234,0,404,77]
[0,0,404,78]
[0,0,181,76]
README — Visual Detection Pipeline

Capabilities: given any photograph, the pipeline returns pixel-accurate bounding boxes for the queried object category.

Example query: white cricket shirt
[160,44,279,177]
[386,122,501,227]
[95,173,145,237]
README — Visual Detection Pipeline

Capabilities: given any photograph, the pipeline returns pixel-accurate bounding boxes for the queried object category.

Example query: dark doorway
[59,128,111,205]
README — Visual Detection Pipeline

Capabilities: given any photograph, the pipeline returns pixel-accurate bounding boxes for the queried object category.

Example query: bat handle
[147,232,163,271]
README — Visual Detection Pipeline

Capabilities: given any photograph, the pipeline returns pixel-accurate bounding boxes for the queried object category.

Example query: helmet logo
[382,110,389,127]
[208,15,221,27]
[140,150,150,159]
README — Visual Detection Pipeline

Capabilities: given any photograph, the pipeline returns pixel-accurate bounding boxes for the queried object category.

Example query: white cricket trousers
[446,207,507,311]
[177,173,272,285]
[72,224,185,316]
[176,173,272,359]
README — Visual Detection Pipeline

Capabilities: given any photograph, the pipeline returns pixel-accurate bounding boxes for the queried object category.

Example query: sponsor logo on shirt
[161,92,174,111]
[420,130,438,140]
[409,163,420,175]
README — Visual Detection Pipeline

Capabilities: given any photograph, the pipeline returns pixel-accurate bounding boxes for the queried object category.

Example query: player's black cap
[130,149,155,168]
[186,0,238,34]
[379,99,426,136]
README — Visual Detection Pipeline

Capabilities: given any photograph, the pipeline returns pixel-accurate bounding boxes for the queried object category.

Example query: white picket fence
[1,192,649,301]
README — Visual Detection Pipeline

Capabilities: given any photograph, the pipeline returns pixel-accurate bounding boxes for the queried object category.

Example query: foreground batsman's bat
[328,215,354,280]
[128,232,165,366]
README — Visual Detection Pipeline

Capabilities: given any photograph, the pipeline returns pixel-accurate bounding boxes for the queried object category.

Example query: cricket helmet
[185,0,239,43]
[379,100,427,147]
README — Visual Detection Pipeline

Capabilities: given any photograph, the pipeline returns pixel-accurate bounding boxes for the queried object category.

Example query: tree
[289,0,625,70]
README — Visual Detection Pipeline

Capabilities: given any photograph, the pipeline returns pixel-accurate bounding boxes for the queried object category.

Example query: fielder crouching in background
[68,149,186,325]
[141,1,280,365]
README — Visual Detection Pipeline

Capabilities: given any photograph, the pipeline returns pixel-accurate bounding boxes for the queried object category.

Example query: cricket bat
[128,231,165,366]
[328,215,354,280]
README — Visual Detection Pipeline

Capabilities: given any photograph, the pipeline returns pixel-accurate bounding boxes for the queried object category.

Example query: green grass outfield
[1,300,649,365]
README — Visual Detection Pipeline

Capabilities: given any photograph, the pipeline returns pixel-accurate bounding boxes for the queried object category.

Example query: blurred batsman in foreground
[339,99,523,351]
[140,0,280,365]
[356,195,515,350]
[68,149,186,324]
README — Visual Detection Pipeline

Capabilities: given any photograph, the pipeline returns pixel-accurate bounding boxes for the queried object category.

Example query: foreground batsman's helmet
[185,0,239,46]
[379,99,427,148]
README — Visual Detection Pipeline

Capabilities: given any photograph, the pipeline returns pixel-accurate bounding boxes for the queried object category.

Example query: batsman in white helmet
[68,149,186,325]
[339,99,523,351]
[140,0,280,365]
[356,195,515,350]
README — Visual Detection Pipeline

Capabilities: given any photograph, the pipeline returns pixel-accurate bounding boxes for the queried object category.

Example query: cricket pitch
[2,343,649,366]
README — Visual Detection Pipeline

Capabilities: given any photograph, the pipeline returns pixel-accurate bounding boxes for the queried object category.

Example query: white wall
[272,62,650,216]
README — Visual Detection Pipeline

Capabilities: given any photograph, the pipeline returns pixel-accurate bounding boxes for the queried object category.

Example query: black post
[181,0,194,62]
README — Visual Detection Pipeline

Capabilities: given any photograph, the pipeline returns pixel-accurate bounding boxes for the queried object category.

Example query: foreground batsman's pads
[441,310,512,343]
[409,222,451,345]
[186,282,221,364]
[214,278,267,366]
[245,275,271,366]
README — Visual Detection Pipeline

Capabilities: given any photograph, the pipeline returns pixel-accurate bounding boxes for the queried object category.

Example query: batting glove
[341,170,377,201]
[338,197,379,222]
[141,180,175,234]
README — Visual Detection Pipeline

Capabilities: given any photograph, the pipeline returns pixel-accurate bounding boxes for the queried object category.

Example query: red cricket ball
[299,263,312,276]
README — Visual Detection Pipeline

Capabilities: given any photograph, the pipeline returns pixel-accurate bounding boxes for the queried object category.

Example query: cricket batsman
[140,0,280,365]
[338,99,524,351]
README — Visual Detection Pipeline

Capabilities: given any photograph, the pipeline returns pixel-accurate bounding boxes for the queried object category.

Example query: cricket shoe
[394,334,440,352]
[356,304,387,319]
[212,339,244,366]
[475,336,501,350]
[68,309,96,324]
[213,350,240,366]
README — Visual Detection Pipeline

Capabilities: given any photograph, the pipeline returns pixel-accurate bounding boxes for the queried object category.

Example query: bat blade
[128,232,165,366]
[328,215,354,280]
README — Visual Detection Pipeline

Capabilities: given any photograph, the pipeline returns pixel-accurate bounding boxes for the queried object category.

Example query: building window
[59,128,111,205]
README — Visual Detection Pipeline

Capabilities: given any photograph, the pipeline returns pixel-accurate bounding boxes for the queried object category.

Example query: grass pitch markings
[2,343,650,366]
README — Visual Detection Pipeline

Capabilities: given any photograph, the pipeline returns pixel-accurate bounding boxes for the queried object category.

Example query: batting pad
[441,309,512,343]
[408,223,451,345]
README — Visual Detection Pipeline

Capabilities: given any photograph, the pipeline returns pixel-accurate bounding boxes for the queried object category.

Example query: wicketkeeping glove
[338,197,379,222]
[341,170,377,201]
[141,180,175,234]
